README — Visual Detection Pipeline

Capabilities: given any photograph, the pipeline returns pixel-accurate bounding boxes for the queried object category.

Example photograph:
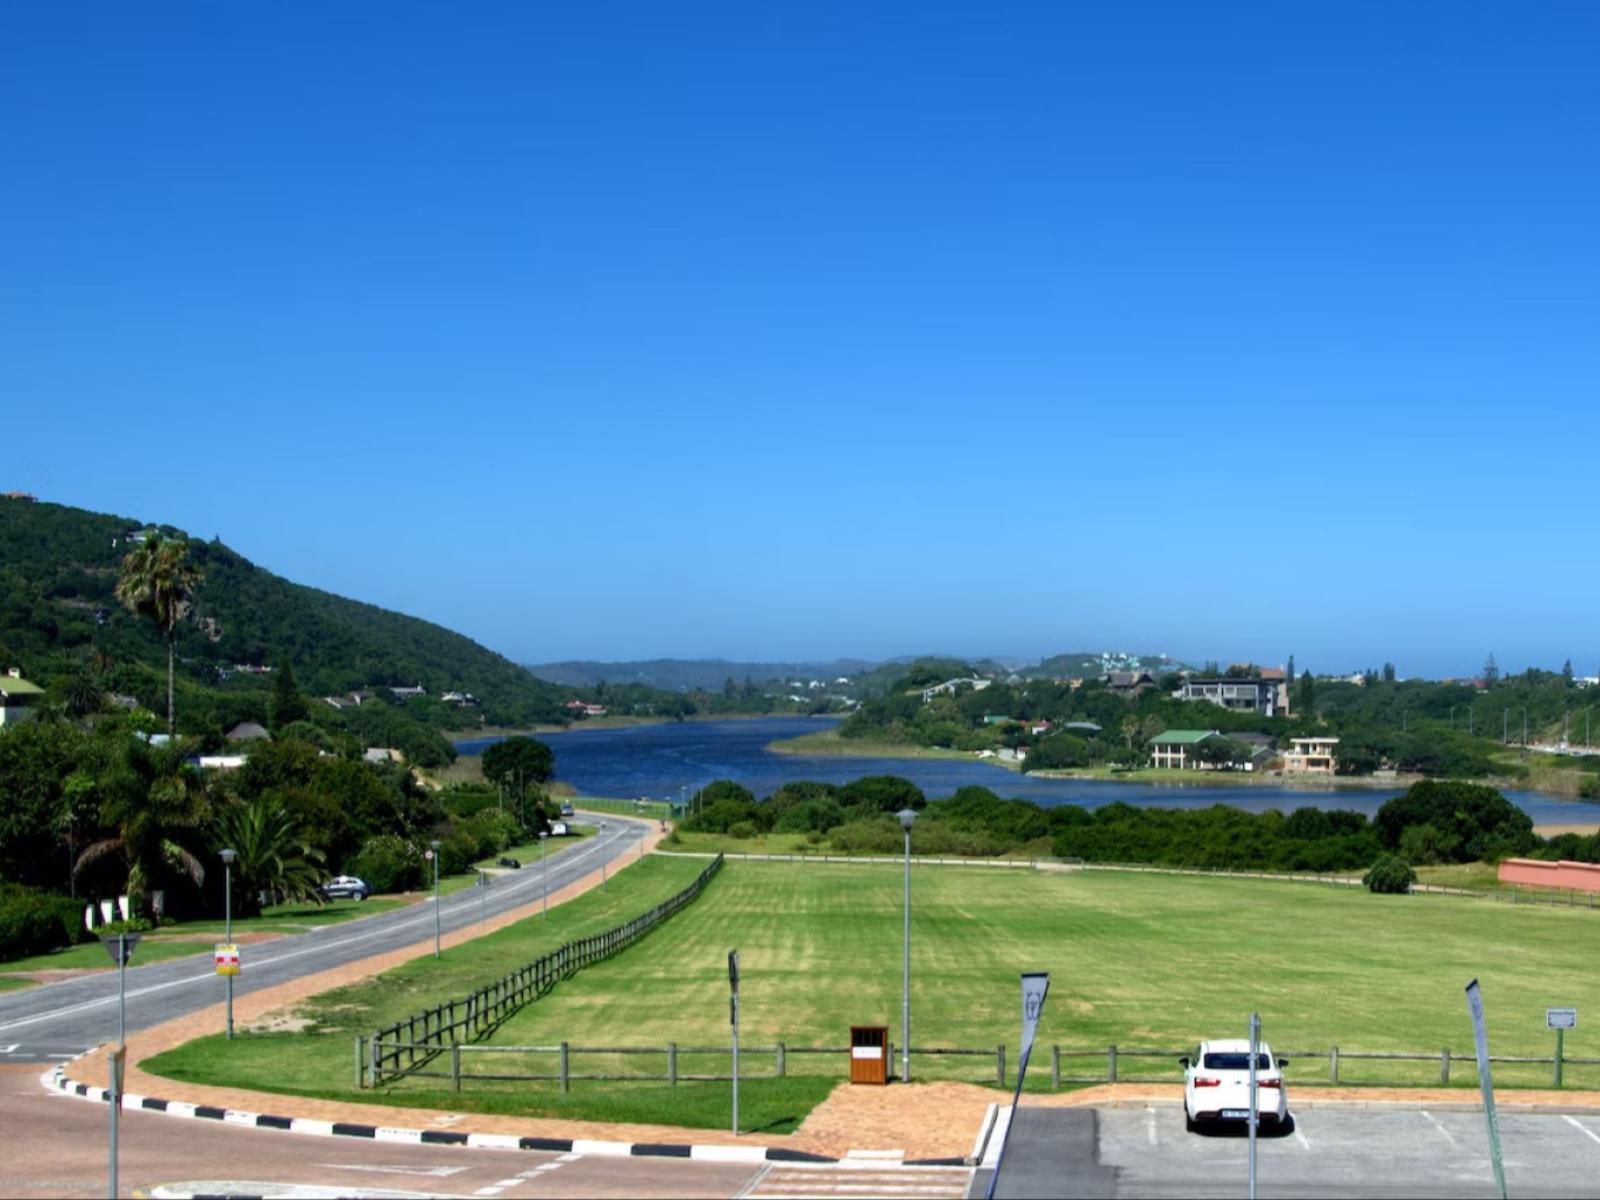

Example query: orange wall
[1498,858,1600,892]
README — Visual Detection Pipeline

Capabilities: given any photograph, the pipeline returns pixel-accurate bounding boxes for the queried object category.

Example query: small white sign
[1548,1008,1578,1030]
[851,1046,883,1060]
[423,849,434,861]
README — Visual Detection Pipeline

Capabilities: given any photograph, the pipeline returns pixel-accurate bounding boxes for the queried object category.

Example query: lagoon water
[455,716,1600,825]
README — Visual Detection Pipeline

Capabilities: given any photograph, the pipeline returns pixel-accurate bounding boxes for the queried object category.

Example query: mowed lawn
[475,860,1600,1092]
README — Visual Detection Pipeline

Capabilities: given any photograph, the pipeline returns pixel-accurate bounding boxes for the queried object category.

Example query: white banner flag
[1020,973,1050,1065]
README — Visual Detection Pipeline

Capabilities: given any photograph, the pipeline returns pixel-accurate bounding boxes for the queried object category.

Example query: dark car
[317,875,372,901]
[497,857,522,869]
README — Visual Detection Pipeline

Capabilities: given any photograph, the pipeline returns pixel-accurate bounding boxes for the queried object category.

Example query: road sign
[424,849,435,861]
[214,943,241,976]
[98,933,141,967]
[1548,1008,1578,1030]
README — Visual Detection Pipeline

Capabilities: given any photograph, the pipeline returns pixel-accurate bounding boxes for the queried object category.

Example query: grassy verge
[767,728,1020,770]
[142,856,721,1120]
[572,796,676,820]
[0,975,39,991]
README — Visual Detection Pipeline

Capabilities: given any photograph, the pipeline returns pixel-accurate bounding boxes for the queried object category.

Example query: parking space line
[1563,1115,1600,1148]
[1293,1126,1311,1151]
[1421,1111,1456,1145]
[1147,1108,1158,1147]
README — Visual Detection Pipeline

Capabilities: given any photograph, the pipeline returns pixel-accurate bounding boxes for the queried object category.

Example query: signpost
[1465,979,1508,1200]
[1248,1013,1261,1200]
[985,972,1050,1200]
[729,950,740,1136]
[108,1045,125,1200]
[99,934,139,1200]
[1548,1007,1577,1087]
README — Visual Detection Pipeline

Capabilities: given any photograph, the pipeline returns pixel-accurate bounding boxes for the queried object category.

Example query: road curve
[0,811,652,1064]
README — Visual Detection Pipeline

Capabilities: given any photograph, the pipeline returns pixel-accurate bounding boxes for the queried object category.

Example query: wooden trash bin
[850,1025,889,1085]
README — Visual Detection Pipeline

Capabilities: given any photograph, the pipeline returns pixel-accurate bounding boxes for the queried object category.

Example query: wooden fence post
[1440,1049,1450,1085]
[1330,1045,1340,1085]
[668,1042,677,1086]
[1108,1045,1118,1083]
[560,1042,570,1093]
[355,1036,365,1090]
[997,1044,1006,1087]
[777,1042,786,1078]
[451,1043,462,1092]
[1051,1045,1061,1090]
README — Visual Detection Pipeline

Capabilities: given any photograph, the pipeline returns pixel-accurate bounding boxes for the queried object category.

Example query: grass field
[147,857,1600,1134]
[0,974,39,991]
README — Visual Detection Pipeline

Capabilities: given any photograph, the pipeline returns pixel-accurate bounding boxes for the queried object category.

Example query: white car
[1180,1039,1289,1132]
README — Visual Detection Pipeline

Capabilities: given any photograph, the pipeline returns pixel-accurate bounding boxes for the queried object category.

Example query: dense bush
[1374,781,1536,863]
[348,835,425,893]
[1364,854,1417,894]
[1047,802,1382,871]
[0,884,89,961]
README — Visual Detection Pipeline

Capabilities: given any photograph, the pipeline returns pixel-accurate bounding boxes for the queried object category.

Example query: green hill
[0,497,568,733]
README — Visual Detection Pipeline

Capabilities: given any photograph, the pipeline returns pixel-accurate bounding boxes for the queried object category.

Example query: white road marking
[1421,1111,1456,1145]
[319,1163,469,1178]
[1564,1115,1600,1147]
[1146,1107,1158,1146]
[0,827,638,1035]
[0,1043,17,1053]
[1294,1126,1311,1151]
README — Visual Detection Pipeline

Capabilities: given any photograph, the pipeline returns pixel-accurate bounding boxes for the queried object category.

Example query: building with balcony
[1282,736,1339,774]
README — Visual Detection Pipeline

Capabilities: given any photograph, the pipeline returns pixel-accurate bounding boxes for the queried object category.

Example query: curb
[43,1063,839,1164]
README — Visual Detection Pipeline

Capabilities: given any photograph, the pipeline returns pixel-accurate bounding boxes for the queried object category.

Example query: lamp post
[897,807,917,1084]
[600,821,609,891]
[219,848,237,1039]
[430,839,442,958]
[539,831,549,917]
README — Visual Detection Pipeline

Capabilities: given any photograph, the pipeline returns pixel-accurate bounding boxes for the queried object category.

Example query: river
[454,717,1600,824]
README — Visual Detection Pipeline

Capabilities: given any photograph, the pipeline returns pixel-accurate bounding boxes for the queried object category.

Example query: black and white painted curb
[43,1063,839,1164]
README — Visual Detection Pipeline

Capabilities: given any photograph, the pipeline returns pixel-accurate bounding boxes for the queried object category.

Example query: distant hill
[527,657,881,692]
[0,498,569,729]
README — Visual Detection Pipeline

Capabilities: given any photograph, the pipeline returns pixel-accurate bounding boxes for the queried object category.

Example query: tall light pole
[430,839,442,958]
[600,821,608,892]
[539,830,549,917]
[897,807,917,1084]
[219,848,237,1039]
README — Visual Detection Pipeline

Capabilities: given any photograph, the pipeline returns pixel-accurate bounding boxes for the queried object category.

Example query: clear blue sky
[5,2,1598,678]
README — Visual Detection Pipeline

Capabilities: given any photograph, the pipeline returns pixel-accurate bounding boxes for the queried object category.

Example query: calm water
[455,717,1600,824]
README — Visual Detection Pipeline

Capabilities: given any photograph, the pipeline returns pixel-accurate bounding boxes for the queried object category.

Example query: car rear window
[1203,1052,1271,1070]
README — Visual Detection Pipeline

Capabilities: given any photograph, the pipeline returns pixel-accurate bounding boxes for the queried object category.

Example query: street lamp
[539,830,549,917]
[219,848,237,1039]
[600,821,608,892]
[430,839,442,958]
[897,807,917,1084]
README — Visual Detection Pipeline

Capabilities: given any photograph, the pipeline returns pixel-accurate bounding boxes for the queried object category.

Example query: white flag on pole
[1020,973,1050,1064]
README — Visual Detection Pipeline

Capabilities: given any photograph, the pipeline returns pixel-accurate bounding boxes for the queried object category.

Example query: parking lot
[976,1105,1600,1198]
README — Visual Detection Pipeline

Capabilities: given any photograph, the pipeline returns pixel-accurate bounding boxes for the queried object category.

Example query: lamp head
[219,848,237,865]
[897,807,917,831]
[430,839,442,851]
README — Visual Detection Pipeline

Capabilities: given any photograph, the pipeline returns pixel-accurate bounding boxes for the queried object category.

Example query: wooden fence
[355,1036,1600,1093]
[362,854,724,1087]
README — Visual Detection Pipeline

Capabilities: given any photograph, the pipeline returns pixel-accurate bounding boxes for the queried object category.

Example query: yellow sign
[214,942,240,976]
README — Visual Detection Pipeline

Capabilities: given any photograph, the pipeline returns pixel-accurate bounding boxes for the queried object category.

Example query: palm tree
[74,742,210,912]
[214,797,327,915]
[115,532,203,736]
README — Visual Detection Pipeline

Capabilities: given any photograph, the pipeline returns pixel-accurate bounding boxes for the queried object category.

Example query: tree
[1563,658,1575,684]
[1363,853,1416,894]
[1295,670,1316,717]
[269,658,309,729]
[1382,662,1397,683]
[213,797,327,915]
[1483,653,1499,686]
[115,533,203,735]
[479,736,554,826]
[74,742,210,913]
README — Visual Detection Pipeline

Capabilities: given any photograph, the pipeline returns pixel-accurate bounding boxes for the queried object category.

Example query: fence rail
[359,1036,1600,1094]
[362,854,724,1087]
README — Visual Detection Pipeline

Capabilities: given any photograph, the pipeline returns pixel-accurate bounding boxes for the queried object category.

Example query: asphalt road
[0,812,651,1066]
[0,1065,761,1199]
[975,1105,1600,1198]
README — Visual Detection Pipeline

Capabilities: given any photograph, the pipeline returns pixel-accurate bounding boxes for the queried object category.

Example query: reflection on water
[456,717,1600,824]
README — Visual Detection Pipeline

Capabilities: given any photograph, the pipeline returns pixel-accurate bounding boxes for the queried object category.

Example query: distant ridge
[527,657,881,692]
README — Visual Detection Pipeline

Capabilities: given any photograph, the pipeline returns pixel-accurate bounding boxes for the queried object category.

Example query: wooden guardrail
[361,854,723,1086]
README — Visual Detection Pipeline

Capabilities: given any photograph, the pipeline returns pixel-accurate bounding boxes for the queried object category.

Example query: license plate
[1220,1109,1250,1119]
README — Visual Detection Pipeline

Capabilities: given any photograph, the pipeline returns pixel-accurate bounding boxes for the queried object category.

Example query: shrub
[1364,854,1417,894]
[349,835,424,893]
[728,821,758,840]
[0,884,90,961]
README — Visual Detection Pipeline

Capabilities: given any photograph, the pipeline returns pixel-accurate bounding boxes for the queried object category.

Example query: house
[1177,677,1282,717]
[982,714,1014,726]
[1150,729,1224,769]
[918,677,993,703]
[0,671,44,727]
[1062,720,1103,735]
[198,755,247,771]
[108,692,140,710]
[441,691,480,707]
[225,720,270,742]
[3,491,36,501]
[364,747,404,765]
[1028,719,1053,736]
[1105,671,1157,698]
[390,684,426,701]
[1282,737,1340,775]
[1227,731,1278,771]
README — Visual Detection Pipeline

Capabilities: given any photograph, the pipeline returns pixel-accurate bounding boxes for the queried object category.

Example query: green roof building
[1150,728,1222,769]
[0,672,45,728]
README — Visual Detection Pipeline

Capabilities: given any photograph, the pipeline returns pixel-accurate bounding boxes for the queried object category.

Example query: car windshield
[1203,1052,1271,1071]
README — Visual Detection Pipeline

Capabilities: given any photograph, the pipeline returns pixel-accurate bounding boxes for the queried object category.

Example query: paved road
[0,1065,759,1198]
[975,1106,1600,1198]
[0,812,651,1066]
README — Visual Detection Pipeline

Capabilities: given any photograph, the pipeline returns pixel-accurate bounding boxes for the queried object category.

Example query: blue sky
[5,2,1598,678]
